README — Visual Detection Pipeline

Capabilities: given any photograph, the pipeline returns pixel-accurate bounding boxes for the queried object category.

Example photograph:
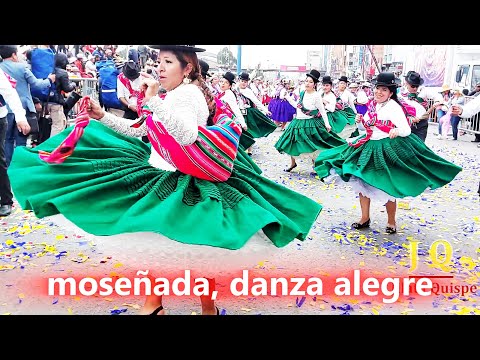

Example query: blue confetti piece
[220,308,227,315]
[296,296,306,308]
[110,308,128,315]
[52,298,58,304]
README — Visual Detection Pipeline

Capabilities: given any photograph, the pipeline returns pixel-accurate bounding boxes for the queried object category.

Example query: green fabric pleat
[340,107,357,125]
[274,117,346,156]
[239,129,256,149]
[9,121,322,250]
[314,134,462,198]
[237,145,262,174]
[244,107,277,138]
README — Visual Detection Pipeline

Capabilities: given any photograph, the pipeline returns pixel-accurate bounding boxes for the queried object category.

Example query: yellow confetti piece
[318,304,325,310]
[400,309,415,315]
[122,303,141,310]
[104,298,114,302]
[55,235,65,241]
[371,308,380,315]
[459,256,476,270]
[359,261,365,267]
[67,308,73,315]
[191,311,197,315]
[241,308,252,312]
[2,313,11,315]
[0,265,15,271]
[5,240,14,246]
[113,263,123,268]
[18,293,25,299]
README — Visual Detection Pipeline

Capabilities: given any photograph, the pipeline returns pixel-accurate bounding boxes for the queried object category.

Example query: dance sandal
[385,226,397,234]
[284,164,297,172]
[351,219,370,229]
[149,305,164,315]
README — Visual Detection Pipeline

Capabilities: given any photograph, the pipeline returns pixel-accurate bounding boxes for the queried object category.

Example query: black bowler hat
[338,75,348,83]
[223,71,236,85]
[239,72,250,81]
[199,59,211,78]
[372,72,399,87]
[321,75,333,85]
[122,60,140,80]
[148,45,206,52]
[306,69,321,83]
[404,70,424,86]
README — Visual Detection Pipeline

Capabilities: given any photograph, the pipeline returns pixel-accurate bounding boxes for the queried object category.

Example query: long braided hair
[173,51,216,126]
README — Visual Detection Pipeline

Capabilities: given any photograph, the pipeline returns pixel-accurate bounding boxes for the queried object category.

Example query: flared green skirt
[244,107,277,138]
[274,117,346,157]
[314,134,462,198]
[9,121,322,250]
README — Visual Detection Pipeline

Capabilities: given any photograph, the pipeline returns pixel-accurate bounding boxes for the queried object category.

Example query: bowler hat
[148,45,206,52]
[223,71,236,85]
[372,72,398,87]
[199,59,211,78]
[122,60,140,80]
[321,75,333,85]
[239,72,250,81]
[306,69,321,82]
[404,70,424,87]
[338,75,348,83]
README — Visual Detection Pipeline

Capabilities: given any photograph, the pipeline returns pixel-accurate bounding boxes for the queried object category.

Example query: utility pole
[237,45,242,75]
[366,45,381,73]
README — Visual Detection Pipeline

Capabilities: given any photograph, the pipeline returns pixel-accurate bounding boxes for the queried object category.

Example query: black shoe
[351,219,370,229]
[471,140,480,143]
[284,163,297,172]
[149,305,164,315]
[385,226,397,234]
[0,204,12,217]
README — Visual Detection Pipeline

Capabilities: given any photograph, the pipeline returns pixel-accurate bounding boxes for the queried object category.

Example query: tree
[217,47,237,69]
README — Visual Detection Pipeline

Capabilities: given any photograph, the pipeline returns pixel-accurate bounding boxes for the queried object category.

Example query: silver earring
[183,76,191,84]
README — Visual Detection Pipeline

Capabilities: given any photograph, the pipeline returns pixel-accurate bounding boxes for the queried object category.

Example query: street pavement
[1,123,479,315]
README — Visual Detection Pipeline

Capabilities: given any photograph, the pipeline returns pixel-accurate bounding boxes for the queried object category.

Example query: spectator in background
[467,82,480,97]
[128,46,139,66]
[435,84,452,137]
[0,45,55,166]
[84,55,97,78]
[0,68,30,216]
[138,45,149,69]
[48,52,77,137]
[448,89,465,141]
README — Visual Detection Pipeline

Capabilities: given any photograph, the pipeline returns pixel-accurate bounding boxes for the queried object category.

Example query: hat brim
[306,74,319,82]
[148,45,205,52]
[372,81,399,88]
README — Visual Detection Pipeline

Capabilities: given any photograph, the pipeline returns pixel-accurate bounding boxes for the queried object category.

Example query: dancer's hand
[389,128,399,139]
[87,99,106,120]
[141,78,160,103]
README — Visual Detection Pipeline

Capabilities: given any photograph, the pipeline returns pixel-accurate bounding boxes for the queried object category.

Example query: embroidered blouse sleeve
[146,86,199,145]
[243,87,269,113]
[323,93,336,112]
[314,93,330,126]
[386,101,411,137]
[223,90,246,127]
[97,112,147,137]
[459,95,480,118]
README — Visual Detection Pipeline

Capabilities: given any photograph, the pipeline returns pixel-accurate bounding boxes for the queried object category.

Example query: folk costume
[237,72,276,139]
[9,46,322,277]
[274,70,346,166]
[314,72,462,206]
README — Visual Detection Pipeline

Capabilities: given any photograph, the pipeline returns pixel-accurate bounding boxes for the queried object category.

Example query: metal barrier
[70,78,99,101]
[426,96,480,135]
[459,96,480,135]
